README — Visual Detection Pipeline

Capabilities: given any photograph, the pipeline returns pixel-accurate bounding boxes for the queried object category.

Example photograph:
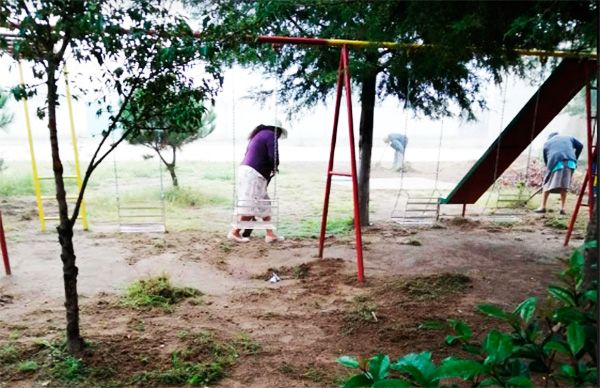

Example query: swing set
[1,30,596,281]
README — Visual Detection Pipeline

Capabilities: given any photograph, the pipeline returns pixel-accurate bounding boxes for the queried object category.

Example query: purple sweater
[242,129,279,180]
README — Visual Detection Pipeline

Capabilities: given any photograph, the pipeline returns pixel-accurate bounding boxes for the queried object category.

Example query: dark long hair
[248,124,285,140]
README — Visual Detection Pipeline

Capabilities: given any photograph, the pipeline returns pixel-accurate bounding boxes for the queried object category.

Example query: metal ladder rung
[404,208,438,212]
[119,214,163,218]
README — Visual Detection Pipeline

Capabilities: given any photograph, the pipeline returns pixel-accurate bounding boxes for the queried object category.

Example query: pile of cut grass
[383,273,471,300]
[122,274,202,311]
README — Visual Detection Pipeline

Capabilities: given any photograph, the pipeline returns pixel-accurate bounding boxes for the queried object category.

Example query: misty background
[0,54,587,167]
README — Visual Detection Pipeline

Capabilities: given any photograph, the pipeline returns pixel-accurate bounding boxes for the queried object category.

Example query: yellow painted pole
[63,66,89,230]
[18,61,46,232]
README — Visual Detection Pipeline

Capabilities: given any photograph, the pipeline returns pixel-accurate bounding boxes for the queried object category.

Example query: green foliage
[0,344,20,364]
[17,360,38,373]
[339,242,598,387]
[122,83,217,186]
[197,1,595,119]
[544,216,569,230]
[287,216,354,237]
[164,186,229,207]
[122,274,202,311]
[0,91,13,130]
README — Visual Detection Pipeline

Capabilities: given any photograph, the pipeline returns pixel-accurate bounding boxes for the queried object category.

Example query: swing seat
[231,220,276,230]
[232,198,279,230]
[120,223,166,233]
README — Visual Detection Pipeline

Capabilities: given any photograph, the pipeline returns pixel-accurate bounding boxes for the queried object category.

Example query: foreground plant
[338,241,597,387]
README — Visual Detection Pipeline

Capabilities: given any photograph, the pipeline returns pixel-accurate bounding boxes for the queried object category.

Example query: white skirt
[235,165,271,217]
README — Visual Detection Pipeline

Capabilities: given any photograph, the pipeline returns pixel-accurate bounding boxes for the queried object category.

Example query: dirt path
[0,202,579,386]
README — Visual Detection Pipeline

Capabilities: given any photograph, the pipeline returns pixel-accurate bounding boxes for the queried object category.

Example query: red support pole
[0,210,11,276]
[585,82,594,217]
[318,54,344,259]
[317,45,365,283]
[565,173,589,246]
[341,45,365,283]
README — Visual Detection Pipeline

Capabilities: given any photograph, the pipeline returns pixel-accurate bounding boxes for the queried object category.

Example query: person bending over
[384,133,408,171]
[534,132,583,215]
[228,124,287,243]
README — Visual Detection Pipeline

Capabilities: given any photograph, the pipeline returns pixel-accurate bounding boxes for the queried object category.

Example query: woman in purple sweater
[228,124,287,243]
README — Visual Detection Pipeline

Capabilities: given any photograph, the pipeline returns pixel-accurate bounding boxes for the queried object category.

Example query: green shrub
[17,360,38,373]
[338,241,598,387]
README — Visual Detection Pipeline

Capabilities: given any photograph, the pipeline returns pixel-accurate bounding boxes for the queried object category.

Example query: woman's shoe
[227,231,250,243]
[559,209,567,215]
[533,208,546,214]
[265,235,285,243]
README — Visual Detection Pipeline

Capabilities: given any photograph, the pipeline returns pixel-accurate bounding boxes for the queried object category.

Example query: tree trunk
[169,145,178,187]
[358,71,377,226]
[48,62,84,355]
[166,164,178,187]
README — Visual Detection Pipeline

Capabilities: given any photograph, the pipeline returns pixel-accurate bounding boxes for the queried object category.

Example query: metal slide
[441,58,597,205]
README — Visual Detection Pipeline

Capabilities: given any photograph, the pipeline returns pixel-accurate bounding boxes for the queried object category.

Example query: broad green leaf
[368,354,391,382]
[478,378,499,386]
[566,322,585,355]
[507,359,529,379]
[543,340,570,355]
[513,297,537,323]
[559,363,576,378]
[344,373,373,388]
[583,290,597,303]
[372,379,411,387]
[548,286,576,306]
[391,352,437,385]
[506,376,533,388]
[445,335,460,346]
[569,248,584,270]
[461,343,481,355]
[437,357,484,380]
[582,240,597,249]
[449,319,472,340]
[418,321,446,330]
[338,356,360,369]
[482,330,513,364]
[553,306,586,323]
[512,344,539,359]
[477,304,514,323]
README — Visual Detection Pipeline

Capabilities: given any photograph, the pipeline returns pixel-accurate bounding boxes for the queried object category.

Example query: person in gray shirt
[534,132,583,215]
[384,133,408,172]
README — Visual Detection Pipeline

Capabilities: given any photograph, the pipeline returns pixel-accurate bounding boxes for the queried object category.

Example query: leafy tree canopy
[196,0,596,119]
[121,77,217,186]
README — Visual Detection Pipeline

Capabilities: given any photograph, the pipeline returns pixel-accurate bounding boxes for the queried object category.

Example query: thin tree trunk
[167,164,178,187]
[154,145,178,187]
[358,71,377,226]
[169,145,178,187]
[48,62,84,355]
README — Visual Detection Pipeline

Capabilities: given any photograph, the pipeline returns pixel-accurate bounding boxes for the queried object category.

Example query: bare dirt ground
[0,195,582,386]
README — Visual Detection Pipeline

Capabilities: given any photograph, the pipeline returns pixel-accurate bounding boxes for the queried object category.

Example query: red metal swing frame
[564,80,597,246]
[0,210,11,276]
[256,36,365,282]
